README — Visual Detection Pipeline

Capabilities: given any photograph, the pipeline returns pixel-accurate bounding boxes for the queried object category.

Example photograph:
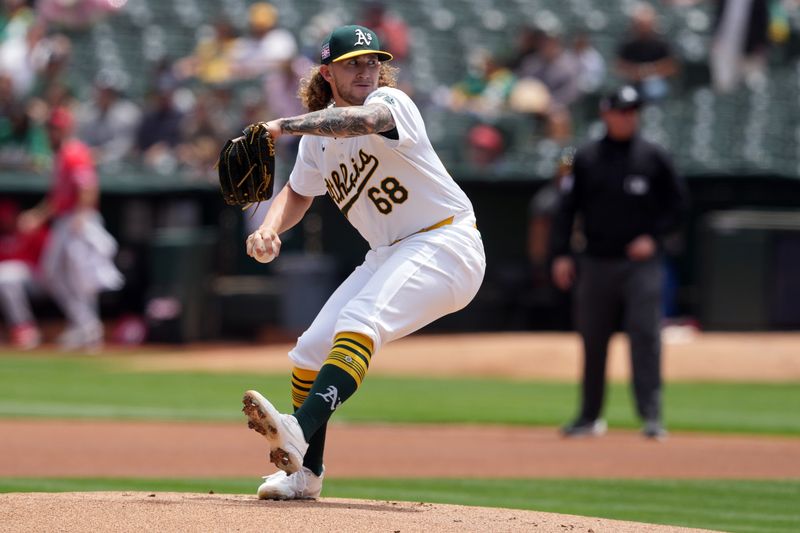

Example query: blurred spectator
[0,0,34,42]
[517,30,581,107]
[358,1,409,62]
[135,73,184,175]
[0,73,49,170]
[230,2,310,122]
[516,30,580,141]
[18,106,123,350]
[358,1,412,92]
[466,123,509,173]
[709,0,770,92]
[262,53,313,119]
[0,198,48,349]
[615,3,678,102]
[26,32,72,101]
[176,88,232,179]
[570,32,606,95]
[672,0,775,91]
[175,17,239,85]
[449,48,515,119]
[231,2,298,81]
[507,76,552,118]
[507,25,545,73]
[0,19,47,97]
[75,74,142,170]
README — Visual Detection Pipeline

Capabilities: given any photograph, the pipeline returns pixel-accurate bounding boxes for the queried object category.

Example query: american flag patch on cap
[321,43,330,61]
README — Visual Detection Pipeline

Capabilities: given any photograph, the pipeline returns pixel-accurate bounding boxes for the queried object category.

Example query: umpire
[550,85,687,440]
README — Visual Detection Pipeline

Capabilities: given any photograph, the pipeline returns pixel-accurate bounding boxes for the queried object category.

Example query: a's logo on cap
[321,42,331,61]
[354,28,372,46]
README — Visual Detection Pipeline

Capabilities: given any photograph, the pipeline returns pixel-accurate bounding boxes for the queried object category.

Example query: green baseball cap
[320,25,393,64]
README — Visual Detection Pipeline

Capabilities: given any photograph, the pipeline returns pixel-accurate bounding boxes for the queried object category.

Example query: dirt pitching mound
[1,492,715,533]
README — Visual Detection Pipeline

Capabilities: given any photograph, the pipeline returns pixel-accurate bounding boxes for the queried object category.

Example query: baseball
[254,241,276,263]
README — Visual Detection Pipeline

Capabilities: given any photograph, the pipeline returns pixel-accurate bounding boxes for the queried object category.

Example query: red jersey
[0,226,49,269]
[48,139,98,216]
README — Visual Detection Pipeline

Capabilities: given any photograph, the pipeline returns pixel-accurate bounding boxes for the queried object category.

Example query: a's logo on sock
[315,385,341,411]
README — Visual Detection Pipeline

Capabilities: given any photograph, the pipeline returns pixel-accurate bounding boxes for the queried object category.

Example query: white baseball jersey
[285,86,485,366]
[289,87,475,249]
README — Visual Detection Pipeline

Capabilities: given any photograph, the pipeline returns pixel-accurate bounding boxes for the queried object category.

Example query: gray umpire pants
[574,255,663,423]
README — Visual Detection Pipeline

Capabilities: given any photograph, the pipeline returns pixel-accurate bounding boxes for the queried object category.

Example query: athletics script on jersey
[325,149,379,217]
[325,149,409,217]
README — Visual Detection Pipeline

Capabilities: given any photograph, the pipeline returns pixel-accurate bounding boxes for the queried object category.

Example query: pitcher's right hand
[247,227,281,264]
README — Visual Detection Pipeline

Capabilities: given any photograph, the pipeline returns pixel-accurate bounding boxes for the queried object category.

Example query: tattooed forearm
[280,105,395,138]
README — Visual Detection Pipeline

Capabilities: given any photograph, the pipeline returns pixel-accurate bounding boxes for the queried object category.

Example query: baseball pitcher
[221,24,486,500]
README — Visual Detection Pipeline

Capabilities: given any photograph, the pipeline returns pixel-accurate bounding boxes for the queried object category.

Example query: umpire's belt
[391,216,454,245]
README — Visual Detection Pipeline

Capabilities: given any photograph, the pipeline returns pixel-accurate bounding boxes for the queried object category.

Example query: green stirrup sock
[293,332,373,440]
[291,367,326,477]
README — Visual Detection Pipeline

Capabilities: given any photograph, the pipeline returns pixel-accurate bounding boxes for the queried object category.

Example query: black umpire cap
[600,85,643,112]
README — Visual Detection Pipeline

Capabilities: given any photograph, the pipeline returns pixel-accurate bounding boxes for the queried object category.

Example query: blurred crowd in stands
[0,0,414,181]
[455,0,800,172]
[2,0,800,181]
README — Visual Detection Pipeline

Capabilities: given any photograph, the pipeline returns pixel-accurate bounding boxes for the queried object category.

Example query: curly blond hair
[298,64,399,112]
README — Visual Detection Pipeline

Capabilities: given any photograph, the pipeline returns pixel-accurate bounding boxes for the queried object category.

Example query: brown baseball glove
[217,122,276,207]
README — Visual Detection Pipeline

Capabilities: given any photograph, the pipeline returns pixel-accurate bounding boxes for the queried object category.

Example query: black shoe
[642,420,668,441]
[560,418,607,438]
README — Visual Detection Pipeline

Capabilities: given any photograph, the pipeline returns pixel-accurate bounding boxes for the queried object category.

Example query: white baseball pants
[288,216,485,370]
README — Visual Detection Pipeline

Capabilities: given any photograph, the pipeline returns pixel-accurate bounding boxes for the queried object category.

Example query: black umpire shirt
[551,134,687,259]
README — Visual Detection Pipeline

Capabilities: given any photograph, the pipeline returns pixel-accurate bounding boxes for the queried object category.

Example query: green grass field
[0,355,798,434]
[2,353,799,533]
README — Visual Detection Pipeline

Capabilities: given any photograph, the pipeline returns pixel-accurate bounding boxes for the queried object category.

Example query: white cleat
[242,389,308,474]
[257,467,325,500]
